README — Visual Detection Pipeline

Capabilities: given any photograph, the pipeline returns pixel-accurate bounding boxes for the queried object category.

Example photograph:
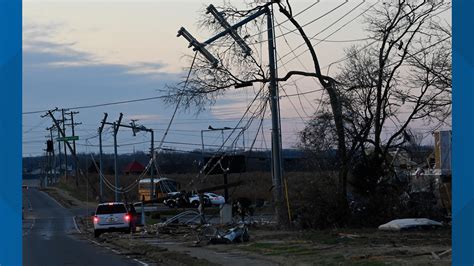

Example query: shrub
[290,173,344,229]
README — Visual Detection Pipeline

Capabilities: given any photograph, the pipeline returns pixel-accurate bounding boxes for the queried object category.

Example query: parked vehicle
[138,178,179,202]
[188,194,212,208]
[132,202,158,213]
[92,202,132,238]
[204,192,225,206]
[164,192,211,208]
[163,192,187,208]
[189,193,225,206]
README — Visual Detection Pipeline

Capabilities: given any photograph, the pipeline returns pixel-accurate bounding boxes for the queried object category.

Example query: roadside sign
[57,136,79,141]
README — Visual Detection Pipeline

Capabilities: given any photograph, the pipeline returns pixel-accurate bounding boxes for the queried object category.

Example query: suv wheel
[94,229,101,238]
[167,200,176,208]
[191,201,200,208]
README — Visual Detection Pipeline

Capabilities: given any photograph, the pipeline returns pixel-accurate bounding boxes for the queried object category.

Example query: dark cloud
[23,37,182,110]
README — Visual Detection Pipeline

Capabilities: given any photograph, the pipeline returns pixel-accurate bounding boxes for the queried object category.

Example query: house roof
[123,160,145,173]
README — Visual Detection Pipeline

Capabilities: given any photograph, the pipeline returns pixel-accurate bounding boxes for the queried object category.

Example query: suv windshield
[96,204,127,215]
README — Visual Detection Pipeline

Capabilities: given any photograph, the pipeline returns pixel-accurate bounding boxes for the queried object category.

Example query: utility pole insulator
[177,27,219,68]
[207,4,252,56]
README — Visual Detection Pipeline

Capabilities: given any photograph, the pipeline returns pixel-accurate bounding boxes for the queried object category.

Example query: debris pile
[378,218,443,231]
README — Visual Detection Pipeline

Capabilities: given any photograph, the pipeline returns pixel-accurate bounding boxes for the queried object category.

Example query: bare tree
[301,0,451,197]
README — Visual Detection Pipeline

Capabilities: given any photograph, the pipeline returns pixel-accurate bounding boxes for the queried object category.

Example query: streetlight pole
[150,130,155,200]
[201,126,245,203]
[201,130,205,162]
[113,119,155,201]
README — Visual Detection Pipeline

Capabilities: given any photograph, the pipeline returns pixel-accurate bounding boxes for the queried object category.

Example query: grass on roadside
[54,178,97,204]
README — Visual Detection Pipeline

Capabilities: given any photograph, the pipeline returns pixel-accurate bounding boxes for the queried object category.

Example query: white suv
[92,202,131,237]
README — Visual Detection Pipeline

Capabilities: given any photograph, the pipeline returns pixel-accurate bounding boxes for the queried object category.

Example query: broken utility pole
[46,125,57,185]
[177,2,284,224]
[44,108,98,196]
[66,111,81,187]
[113,113,123,202]
[98,113,108,202]
[61,108,68,180]
[131,121,155,200]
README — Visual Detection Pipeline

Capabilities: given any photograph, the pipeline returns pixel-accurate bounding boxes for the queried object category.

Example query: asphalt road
[22,187,142,266]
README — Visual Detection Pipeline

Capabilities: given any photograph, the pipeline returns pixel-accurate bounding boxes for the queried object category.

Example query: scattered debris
[338,233,361,239]
[431,251,440,260]
[209,224,250,244]
[438,248,452,258]
[378,218,442,231]
[157,210,203,227]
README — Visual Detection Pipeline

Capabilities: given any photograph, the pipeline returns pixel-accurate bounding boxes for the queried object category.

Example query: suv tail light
[124,214,131,221]
[93,216,99,223]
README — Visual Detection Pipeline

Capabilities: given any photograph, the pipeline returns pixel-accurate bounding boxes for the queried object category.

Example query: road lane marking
[38,189,149,266]
[102,246,121,254]
[133,258,149,266]
[27,197,33,211]
[108,247,121,254]
[91,240,120,254]
[73,216,81,234]
[88,238,149,265]
[22,218,36,236]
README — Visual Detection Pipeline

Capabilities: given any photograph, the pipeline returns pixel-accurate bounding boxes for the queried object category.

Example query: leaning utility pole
[61,108,68,179]
[67,111,81,187]
[266,7,284,222]
[46,125,56,185]
[45,108,99,196]
[113,113,123,202]
[178,3,284,223]
[56,124,62,180]
[98,113,108,202]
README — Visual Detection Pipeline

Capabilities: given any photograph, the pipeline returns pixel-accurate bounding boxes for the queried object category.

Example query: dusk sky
[22,0,451,156]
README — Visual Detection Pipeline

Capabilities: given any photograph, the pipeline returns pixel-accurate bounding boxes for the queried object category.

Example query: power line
[22,94,172,115]
[280,88,324,98]
[156,51,197,151]
[275,17,320,114]
[190,85,268,187]
[320,40,377,73]
[317,4,449,75]
[251,0,350,46]
[277,0,369,68]
[22,119,48,133]
[273,20,312,122]
[208,0,322,48]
